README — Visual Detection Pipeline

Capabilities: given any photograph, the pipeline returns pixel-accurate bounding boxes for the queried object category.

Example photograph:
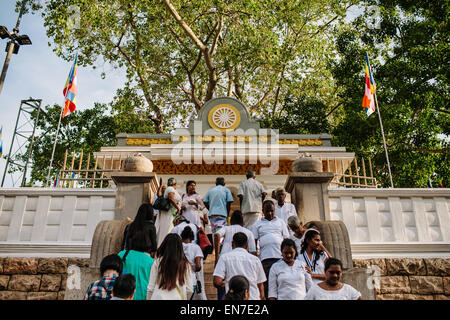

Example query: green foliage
[328,0,449,187]
[259,95,330,134]
[26,0,354,132]
[22,103,116,185]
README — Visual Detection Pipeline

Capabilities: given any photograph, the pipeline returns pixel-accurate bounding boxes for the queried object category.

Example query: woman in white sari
[155,177,182,247]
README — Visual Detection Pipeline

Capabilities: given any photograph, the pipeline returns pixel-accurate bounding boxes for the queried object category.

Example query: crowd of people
[85,170,362,301]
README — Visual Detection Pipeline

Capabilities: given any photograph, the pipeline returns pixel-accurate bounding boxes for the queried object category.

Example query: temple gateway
[94,97,357,197]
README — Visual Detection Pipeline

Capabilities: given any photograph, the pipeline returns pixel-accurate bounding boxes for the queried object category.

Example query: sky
[0,0,127,187]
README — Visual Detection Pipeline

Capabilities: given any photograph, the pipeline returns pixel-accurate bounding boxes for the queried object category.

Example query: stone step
[202,252,217,300]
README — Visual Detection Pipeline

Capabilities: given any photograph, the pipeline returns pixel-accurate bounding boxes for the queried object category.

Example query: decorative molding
[279,139,322,145]
[0,243,91,258]
[351,243,450,258]
[1,243,448,259]
[0,188,116,197]
[151,160,295,175]
[126,138,172,145]
[328,188,450,198]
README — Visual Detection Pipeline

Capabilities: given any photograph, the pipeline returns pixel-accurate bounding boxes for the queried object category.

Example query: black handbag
[153,196,171,211]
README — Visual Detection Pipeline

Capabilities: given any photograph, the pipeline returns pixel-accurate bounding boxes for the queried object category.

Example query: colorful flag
[427,177,432,188]
[53,170,59,188]
[362,53,376,116]
[62,53,78,118]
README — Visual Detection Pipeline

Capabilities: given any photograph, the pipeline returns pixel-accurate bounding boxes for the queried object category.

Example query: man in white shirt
[274,187,297,231]
[252,199,290,298]
[213,232,266,300]
[237,170,267,230]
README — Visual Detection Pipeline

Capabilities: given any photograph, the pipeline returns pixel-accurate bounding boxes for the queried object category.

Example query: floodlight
[17,34,32,45]
[0,26,11,39]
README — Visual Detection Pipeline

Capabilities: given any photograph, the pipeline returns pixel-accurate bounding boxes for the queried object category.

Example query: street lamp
[0,0,32,95]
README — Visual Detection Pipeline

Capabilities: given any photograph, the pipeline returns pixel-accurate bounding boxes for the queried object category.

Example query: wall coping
[0,188,116,197]
[328,188,450,198]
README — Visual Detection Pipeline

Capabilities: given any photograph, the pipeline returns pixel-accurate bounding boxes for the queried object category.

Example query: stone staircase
[203,252,217,300]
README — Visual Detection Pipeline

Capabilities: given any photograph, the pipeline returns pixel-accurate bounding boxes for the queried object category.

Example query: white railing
[328,188,450,258]
[1,187,449,258]
[0,188,116,257]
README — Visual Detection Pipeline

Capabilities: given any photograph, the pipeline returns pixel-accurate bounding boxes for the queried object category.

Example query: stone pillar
[284,154,334,223]
[284,154,375,299]
[111,172,159,221]
[284,172,334,223]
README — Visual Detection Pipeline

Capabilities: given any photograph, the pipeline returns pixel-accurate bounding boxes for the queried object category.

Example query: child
[111,274,136,300]
[84,254,123,300]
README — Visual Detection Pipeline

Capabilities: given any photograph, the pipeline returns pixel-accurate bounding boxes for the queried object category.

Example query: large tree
[26,0,356,132]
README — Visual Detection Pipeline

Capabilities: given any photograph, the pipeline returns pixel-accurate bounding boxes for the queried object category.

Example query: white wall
[1,187,449,258]
[0,188,116,257]
[328,188,450,258]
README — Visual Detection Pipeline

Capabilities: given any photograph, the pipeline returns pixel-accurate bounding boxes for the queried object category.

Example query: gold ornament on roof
[208,104,241,132]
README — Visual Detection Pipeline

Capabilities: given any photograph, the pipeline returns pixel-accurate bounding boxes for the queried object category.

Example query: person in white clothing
[171,215,199,244]
[237,170,267,229]
[155,178,182,248]
[268,238,313,300]
[274,188,297,230]
[305,258,362,300]
[181,226,207,300]
[147,233,194,300]
[297,229,332,285]
[213,232,266,300]
[287,215,306,253]
[181,180,208,228]
[215,210,256,259]
[252,200,290,298]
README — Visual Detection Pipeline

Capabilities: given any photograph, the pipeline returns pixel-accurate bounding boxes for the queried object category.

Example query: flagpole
[45,103,65,187]
[46,53,77,188]
[373,91,394,188]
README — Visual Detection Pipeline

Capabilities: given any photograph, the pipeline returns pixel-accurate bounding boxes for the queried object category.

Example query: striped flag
[362,53,376,116]
[62,53,78,118]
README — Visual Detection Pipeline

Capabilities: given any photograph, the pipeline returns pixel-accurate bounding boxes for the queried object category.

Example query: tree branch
[162,0,218,102]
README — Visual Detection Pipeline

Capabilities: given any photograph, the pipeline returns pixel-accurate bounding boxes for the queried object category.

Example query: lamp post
[0,0,32,95]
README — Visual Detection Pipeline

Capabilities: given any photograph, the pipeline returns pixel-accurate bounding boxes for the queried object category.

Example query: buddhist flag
[362,53,376,116]
[62,53,78,118]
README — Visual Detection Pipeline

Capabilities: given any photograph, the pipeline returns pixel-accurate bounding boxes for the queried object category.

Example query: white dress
[268,259,313,300]
[147,258,194,300]
[181,194,205,227]
[182,242,207,300]
[304,283,361,300]
[155,186,181,247]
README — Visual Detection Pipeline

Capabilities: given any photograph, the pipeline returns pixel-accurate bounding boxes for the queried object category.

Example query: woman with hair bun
[224,275,250,301]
